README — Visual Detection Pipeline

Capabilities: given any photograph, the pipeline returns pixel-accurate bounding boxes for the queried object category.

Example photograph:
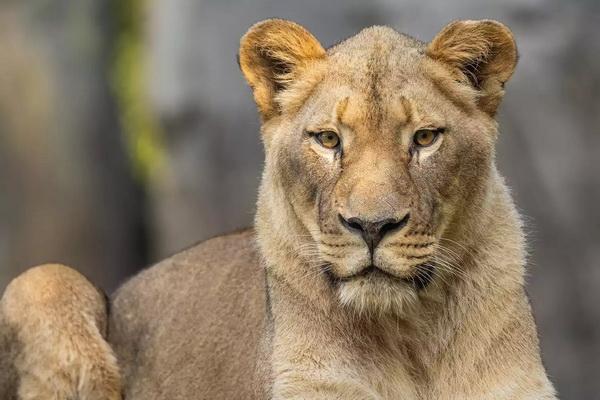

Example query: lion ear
[239,19,326,121]
[427,20,518,116]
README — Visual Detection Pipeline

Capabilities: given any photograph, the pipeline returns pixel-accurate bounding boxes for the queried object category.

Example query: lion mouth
[326,263,435,290]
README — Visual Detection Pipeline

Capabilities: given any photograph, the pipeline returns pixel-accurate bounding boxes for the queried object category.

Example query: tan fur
[248,19,555,399]
[239,19,327,120]
[1,264,121,399]
[426,20,518,116]
[0,19,556,399]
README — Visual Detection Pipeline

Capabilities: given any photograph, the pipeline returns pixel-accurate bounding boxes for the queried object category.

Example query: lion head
[240,19,517,315]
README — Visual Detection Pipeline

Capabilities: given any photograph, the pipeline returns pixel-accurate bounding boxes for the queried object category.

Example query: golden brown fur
[1,264,121,399]
[0,19,556,399]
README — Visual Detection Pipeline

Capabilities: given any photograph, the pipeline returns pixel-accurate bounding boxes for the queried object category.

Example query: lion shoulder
[109,228,269,398]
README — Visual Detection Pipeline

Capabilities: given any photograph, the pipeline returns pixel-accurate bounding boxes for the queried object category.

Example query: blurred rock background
[0,0,598,398]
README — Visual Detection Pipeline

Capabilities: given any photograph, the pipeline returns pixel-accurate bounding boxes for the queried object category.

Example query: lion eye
[413,129,441,147]
[315,131,340,149]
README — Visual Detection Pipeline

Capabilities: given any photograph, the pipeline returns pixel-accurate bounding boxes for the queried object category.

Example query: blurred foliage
[111,0,164,183]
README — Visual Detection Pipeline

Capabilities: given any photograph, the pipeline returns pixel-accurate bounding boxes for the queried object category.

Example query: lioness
[0,19,557,399]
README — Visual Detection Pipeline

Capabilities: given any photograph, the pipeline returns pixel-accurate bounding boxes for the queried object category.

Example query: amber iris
[413,129,440,147]
[316,131,340,149]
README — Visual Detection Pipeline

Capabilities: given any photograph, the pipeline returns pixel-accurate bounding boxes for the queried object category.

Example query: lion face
[240,20,517,314]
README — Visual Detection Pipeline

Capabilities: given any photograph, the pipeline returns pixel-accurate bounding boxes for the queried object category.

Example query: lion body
[109,229,267,399]
[0,19,557,399]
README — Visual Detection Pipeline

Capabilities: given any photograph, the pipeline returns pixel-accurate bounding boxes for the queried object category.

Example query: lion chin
[328,263,435,316]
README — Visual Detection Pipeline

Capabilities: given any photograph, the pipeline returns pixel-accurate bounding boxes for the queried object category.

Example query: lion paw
[1,264,122,400]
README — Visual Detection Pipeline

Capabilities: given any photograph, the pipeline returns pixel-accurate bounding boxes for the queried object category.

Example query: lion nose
[339,213,410,253]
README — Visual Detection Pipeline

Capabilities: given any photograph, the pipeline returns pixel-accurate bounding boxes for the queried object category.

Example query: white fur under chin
[337,277,420,317]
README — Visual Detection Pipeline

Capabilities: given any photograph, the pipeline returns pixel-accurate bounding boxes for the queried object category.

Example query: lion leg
[0,264,122,400]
